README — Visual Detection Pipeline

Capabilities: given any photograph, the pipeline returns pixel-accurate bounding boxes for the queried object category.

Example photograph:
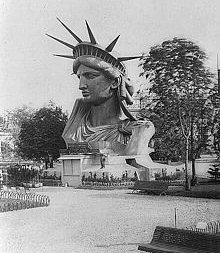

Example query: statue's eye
[85,73,99,79]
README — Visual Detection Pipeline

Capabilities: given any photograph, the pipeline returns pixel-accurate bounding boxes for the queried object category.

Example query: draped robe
[62,99,155,155]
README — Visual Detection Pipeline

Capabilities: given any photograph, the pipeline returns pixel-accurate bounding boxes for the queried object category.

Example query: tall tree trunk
[185,137,191,191]
[178,105,191,191]
[191,157,196,185]
[190,118,196,185]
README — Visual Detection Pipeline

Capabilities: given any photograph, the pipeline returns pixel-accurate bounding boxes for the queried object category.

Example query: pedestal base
[59,154,150,187]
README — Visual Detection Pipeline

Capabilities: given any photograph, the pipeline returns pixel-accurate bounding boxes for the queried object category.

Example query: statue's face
[76,65,114,105]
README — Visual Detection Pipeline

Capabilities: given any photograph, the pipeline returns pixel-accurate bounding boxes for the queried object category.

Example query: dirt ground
[0,187,219,253]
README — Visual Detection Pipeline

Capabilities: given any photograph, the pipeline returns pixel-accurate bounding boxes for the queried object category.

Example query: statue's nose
[79,77,87,90]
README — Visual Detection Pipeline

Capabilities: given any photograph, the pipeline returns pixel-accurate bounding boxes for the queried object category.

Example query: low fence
[0,190,50,212]
[82,180,135,187]
[82,179,186,188]
[186,220,220,234]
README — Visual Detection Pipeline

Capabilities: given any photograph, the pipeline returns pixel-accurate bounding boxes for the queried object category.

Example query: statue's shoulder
[62,99,90,140]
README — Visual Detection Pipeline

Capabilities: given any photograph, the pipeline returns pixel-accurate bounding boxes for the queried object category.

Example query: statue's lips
[82,92,90,97]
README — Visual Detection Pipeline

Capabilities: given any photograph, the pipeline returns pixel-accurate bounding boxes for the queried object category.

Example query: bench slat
[138,226,220,253]
[138,243,209,253]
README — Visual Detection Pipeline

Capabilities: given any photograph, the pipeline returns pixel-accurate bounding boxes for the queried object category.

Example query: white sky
[0,0,220,115]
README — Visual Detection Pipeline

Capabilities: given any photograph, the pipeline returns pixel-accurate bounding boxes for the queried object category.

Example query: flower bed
[0,190,50,212]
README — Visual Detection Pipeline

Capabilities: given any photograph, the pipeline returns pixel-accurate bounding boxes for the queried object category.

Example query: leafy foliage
[7,164,39,186]
[5,105,35,159]
[9,105,35,129]
[17,102,68,165]
[140,37,214,163]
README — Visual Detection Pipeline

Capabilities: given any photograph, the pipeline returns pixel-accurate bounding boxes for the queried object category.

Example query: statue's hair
[47,18,139,120]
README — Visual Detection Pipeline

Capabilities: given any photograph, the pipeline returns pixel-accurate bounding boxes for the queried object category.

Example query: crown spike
[105,35,120,52]
[85,20,97,44]
[54,54,75,59]
[46,34,75,49]
[118,56,141,62]
[56,17,82,43]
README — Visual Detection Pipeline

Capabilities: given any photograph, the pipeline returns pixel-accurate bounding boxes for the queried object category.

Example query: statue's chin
[82,95,112,106]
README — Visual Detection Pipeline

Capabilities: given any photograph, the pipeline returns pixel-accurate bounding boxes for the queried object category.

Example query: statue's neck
[89,95,120,127]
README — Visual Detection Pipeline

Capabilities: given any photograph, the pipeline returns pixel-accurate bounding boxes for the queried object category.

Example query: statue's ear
[110,79,119,89]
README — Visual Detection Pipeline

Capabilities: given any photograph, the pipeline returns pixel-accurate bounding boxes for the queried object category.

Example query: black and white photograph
[0,0,220,252]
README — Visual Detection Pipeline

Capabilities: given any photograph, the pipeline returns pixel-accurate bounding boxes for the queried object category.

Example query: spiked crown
[46,18,141,76]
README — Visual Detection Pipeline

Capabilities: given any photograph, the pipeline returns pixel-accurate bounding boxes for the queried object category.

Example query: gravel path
[0,187,219,253]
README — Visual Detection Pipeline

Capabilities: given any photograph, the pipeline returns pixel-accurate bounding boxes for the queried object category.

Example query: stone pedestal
[59,153,149,187]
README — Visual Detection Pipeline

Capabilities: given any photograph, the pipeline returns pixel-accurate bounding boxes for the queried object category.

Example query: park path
[0,187,219,253]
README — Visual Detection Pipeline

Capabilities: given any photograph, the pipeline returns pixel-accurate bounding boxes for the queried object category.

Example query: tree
[140,37,214,189]
[9,105,35,129]
[138,104,185,162]
[6,105,35,159]
[17,102,68,168]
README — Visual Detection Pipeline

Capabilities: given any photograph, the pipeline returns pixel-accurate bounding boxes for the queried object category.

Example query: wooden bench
[129,181,169,195]
[138,226,220,253]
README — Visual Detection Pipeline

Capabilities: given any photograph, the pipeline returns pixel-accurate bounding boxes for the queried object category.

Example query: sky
[0,0,220,115]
